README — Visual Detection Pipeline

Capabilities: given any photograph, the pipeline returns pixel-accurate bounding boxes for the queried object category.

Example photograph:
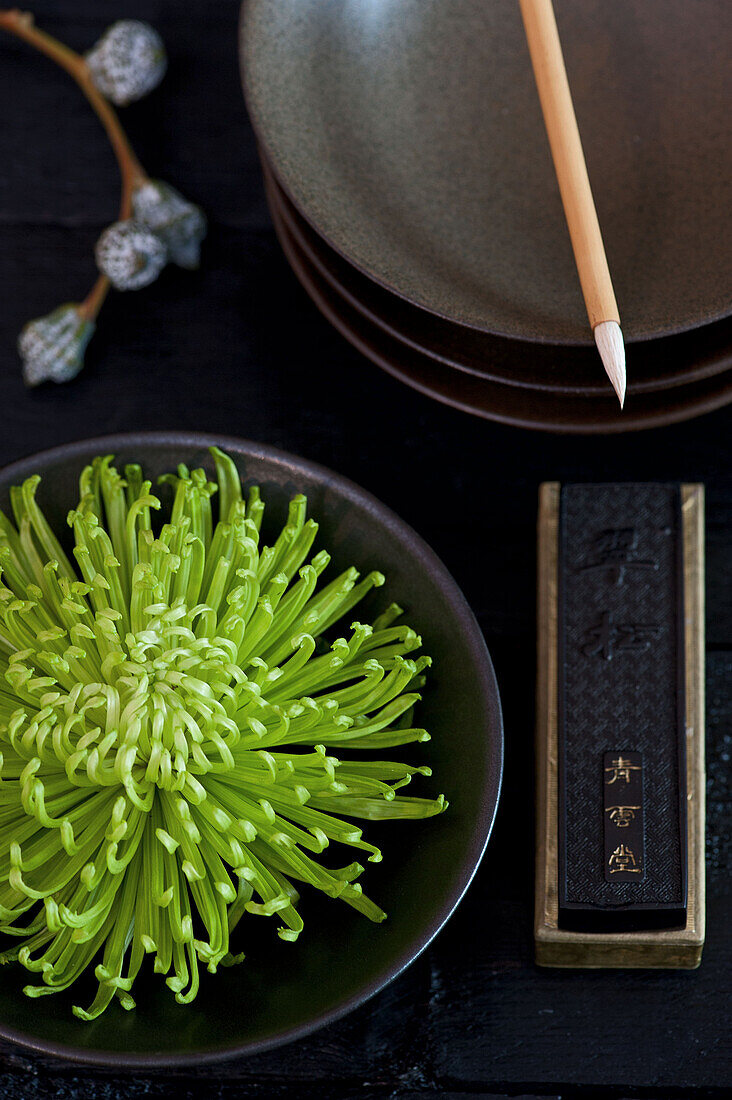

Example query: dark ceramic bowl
[241,0,732,345]
[0,432,503,1067]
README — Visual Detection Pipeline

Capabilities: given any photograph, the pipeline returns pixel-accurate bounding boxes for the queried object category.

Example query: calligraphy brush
[519,0,626,407]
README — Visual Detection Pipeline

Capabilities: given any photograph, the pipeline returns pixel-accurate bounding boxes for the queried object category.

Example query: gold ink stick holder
[535,483,705,968]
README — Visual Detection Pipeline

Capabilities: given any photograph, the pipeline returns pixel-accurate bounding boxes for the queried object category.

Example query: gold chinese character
[605,756,641,784]
[605,805,640,827]
[608,844,641,874]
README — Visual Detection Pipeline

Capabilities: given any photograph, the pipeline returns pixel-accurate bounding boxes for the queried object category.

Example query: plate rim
[267,197,732,433]
[263,160,732,397]
[0,430,504,1068]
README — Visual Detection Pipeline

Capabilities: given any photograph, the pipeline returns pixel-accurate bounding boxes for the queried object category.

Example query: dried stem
[77,274,110,322]
[0,9,148,320]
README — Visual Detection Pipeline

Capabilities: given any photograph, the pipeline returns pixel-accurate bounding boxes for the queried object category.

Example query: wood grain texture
[0,2,730,1096]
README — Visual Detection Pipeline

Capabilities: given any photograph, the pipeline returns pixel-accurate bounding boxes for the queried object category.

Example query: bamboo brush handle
[518,0,619,329]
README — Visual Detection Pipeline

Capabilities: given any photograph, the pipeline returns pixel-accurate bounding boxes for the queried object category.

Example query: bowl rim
[0,430,503,1069]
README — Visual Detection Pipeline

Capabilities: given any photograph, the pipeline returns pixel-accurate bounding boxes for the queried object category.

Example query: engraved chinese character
[605,805,641,827]
[604,756,642,785]
[582,611,661,660]
[608,844,642,874]
[579,527,657,586]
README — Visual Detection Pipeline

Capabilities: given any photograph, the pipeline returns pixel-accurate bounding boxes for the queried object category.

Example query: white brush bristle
[594,320,626,408]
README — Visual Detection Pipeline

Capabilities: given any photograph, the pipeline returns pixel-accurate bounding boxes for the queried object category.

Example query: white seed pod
[95,219,167,291]
[133,180,207,269]
[18,305,95,387]
[85,20,167,106]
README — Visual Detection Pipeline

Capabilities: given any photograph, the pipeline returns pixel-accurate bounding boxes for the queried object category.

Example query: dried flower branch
[18,305,95,386]
[133,180,207,271]
[95,220,168,291]
[85,20,166,106]
[0,10,206,386]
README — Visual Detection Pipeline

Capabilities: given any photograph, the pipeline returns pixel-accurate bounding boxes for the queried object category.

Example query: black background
[0,3,730,1097]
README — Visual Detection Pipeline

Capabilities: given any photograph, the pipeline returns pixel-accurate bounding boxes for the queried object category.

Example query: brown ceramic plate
[0,433,502,1065]
[267,189,732,433]
[241,0,732,345]
[262,157,732,398]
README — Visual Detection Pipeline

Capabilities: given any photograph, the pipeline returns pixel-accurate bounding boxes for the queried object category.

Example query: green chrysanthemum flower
[0,449,445,1019]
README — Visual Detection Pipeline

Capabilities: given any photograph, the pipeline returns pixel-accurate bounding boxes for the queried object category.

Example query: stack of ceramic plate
[240,0,732,433]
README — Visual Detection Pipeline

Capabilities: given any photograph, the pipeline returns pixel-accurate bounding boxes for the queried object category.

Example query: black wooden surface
[0,3,730,1097]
